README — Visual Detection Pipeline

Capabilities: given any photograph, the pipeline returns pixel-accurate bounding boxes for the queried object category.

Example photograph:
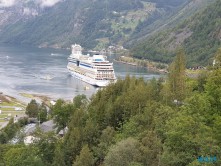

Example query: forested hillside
[131,0,221,67]
[1,49,221,165]
[0,0,190,49]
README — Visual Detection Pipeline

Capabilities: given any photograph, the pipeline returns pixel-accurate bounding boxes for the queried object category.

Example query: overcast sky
[0,0,63,8]
[0,0,15,7]
[37,0,63,8]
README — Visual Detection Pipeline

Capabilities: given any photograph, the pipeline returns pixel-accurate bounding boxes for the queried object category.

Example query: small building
[24,136,38,145]
[50,100,56,106]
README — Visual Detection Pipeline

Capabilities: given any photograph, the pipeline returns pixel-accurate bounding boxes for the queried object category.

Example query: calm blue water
[0,44,160,101]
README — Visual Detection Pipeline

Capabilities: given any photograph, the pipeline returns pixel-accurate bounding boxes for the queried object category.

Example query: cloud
[37,0,62,8]
[0,0,16,7]
[0,0,63,8]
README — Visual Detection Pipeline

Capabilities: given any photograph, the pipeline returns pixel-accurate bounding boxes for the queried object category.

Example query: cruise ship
[67,44,116,87]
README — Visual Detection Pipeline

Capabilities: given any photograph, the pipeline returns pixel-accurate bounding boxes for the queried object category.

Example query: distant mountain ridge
[0,0,60,30]
[0,0,190,49]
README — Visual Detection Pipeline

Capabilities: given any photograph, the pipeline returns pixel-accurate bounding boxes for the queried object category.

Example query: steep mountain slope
[127,0,214,46]
[0,1,41,29]
[0,0,189,49]
[131,0,220,67]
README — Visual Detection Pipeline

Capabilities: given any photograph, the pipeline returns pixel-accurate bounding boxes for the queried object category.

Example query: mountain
[0,0,190,49]
[0,0,217,61]
[0,0,60,24]
[126,0,214,46]
[130,0,220,67]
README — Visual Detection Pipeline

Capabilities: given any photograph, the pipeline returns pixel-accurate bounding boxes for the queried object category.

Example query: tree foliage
[168,48,186,101]
[104,138,141,166]
[73,145,94,166]
[25,99,39,118]
[4,146,44,166]
[25,99,48,122]
[3,48,221,166]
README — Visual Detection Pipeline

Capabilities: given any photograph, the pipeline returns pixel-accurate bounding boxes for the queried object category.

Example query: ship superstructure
[67,44,116,87]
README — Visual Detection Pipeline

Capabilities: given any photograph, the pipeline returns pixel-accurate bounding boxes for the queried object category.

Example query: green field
[0,99,26,128]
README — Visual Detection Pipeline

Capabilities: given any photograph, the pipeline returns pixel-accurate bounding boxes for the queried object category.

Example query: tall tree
[52,99,75,133]
[52,141,66,166]
[72,145,94,166]
[168,48,186,101]
[25,99,39,118]
[205,68,221,115]
[38,103,48,123]
[73,94,88,109]
[63,108,86,166]
[104,138,141,166]
[33,131,58,165]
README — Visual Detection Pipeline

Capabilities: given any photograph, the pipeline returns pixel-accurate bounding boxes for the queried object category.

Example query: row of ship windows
[96,76,115,78]
[97,70,113,72]
[97,72,113,74]
[96,74,114,75]
[97,76,114,78]
[70,63,112,70]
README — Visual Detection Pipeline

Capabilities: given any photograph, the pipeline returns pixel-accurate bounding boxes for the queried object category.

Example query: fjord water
[0,44,160,100]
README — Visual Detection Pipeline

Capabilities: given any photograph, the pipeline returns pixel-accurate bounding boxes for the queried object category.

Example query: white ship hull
[68,69,112,87]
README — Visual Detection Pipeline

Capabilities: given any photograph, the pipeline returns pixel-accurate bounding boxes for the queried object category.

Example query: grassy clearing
[20,93,34,99]
[0,114,7,118]
[0,101,25,107]
[0,94,27,128]
[110,1,154,35]
[0,112,25,118]
[0,107,15,111]
[0,102,16,107]
[0,107,25,111]
[186,69,203,74]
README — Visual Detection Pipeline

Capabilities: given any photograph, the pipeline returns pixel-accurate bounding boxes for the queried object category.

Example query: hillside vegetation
[0,0,190,49]
[131,0,221,67]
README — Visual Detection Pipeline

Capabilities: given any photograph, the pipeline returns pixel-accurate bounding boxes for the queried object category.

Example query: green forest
[131,0,221,67]
[1,48,221,165]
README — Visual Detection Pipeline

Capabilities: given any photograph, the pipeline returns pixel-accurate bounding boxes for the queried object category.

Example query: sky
[0,0,16,7]
[0,0,63,8]
[37,0,63,7]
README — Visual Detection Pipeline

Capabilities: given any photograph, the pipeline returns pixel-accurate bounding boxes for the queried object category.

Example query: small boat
[40,75,54,80]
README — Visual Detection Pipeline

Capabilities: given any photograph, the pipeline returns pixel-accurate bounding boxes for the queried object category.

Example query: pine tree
[52,141,66,166]
[168,48,186,102]
[25,99,39,118]
[38,103,48,123]
[72,145,94,166]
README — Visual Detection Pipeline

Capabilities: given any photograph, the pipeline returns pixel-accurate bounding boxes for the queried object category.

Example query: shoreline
[0,91,53,106]
[114,59,168,74]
